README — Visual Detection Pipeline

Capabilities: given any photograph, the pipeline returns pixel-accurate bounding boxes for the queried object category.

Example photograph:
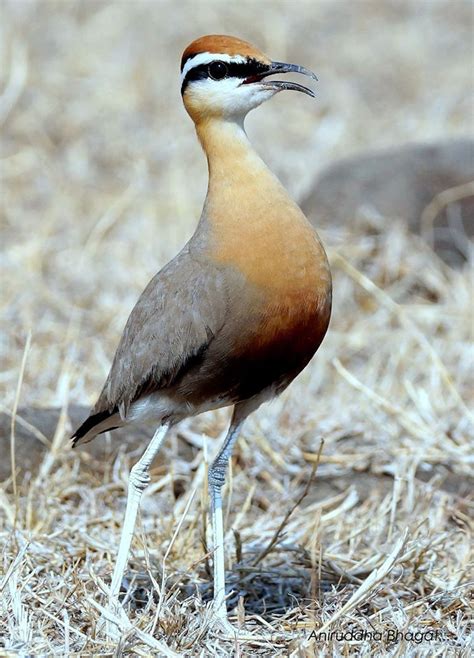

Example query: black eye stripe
[181,58,270,94]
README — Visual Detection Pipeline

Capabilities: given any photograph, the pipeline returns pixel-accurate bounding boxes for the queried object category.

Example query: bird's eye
[208,61,228,80]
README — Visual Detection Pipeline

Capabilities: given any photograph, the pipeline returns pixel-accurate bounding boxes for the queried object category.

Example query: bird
[72,34,332,634]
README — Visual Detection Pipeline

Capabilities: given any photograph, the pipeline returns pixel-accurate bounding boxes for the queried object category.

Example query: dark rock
[0,405,151,482]
[302,139,474,265]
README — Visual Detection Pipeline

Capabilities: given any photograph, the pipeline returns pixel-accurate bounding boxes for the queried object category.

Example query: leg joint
[208,459,227,489]
[130,463,151,492]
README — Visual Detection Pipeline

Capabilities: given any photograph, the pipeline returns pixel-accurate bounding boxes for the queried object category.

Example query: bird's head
[181,35,317,123]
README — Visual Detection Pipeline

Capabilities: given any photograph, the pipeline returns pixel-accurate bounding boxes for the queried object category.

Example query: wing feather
[93,247,228,417]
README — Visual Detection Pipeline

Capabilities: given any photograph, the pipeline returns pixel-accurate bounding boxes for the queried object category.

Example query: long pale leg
[105,423,170,637]
[208,404,250,625]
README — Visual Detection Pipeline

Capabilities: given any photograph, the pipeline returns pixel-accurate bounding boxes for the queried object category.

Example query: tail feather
[71,408,122,447]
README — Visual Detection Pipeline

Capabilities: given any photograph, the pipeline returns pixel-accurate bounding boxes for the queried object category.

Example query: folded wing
[72,246,228,445]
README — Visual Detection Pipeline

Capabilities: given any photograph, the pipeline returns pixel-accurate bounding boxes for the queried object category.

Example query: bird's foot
[103,617,122,642]
[212,613,238,637]
[95,599,126,642]
[211,610,271,642]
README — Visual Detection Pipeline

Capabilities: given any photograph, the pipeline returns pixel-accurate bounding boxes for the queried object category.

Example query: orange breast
[195,117,332,397]
[207,182,332,386]
[207,170,331,309]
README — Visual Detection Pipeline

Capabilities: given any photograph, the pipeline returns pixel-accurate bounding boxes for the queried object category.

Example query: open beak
[244,61,318,98]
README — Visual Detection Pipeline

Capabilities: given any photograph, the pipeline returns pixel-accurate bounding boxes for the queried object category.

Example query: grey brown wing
[94,248,228,418]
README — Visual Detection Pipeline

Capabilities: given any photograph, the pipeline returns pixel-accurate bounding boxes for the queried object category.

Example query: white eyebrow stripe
[181,52,247,84]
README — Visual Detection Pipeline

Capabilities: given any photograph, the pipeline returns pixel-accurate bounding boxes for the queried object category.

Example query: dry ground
[1,1,473,655]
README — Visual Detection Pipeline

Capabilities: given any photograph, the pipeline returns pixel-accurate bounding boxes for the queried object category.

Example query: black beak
[244,61,318,98]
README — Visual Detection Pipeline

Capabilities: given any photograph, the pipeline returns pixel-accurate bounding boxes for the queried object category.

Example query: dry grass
[1,0,473,655]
